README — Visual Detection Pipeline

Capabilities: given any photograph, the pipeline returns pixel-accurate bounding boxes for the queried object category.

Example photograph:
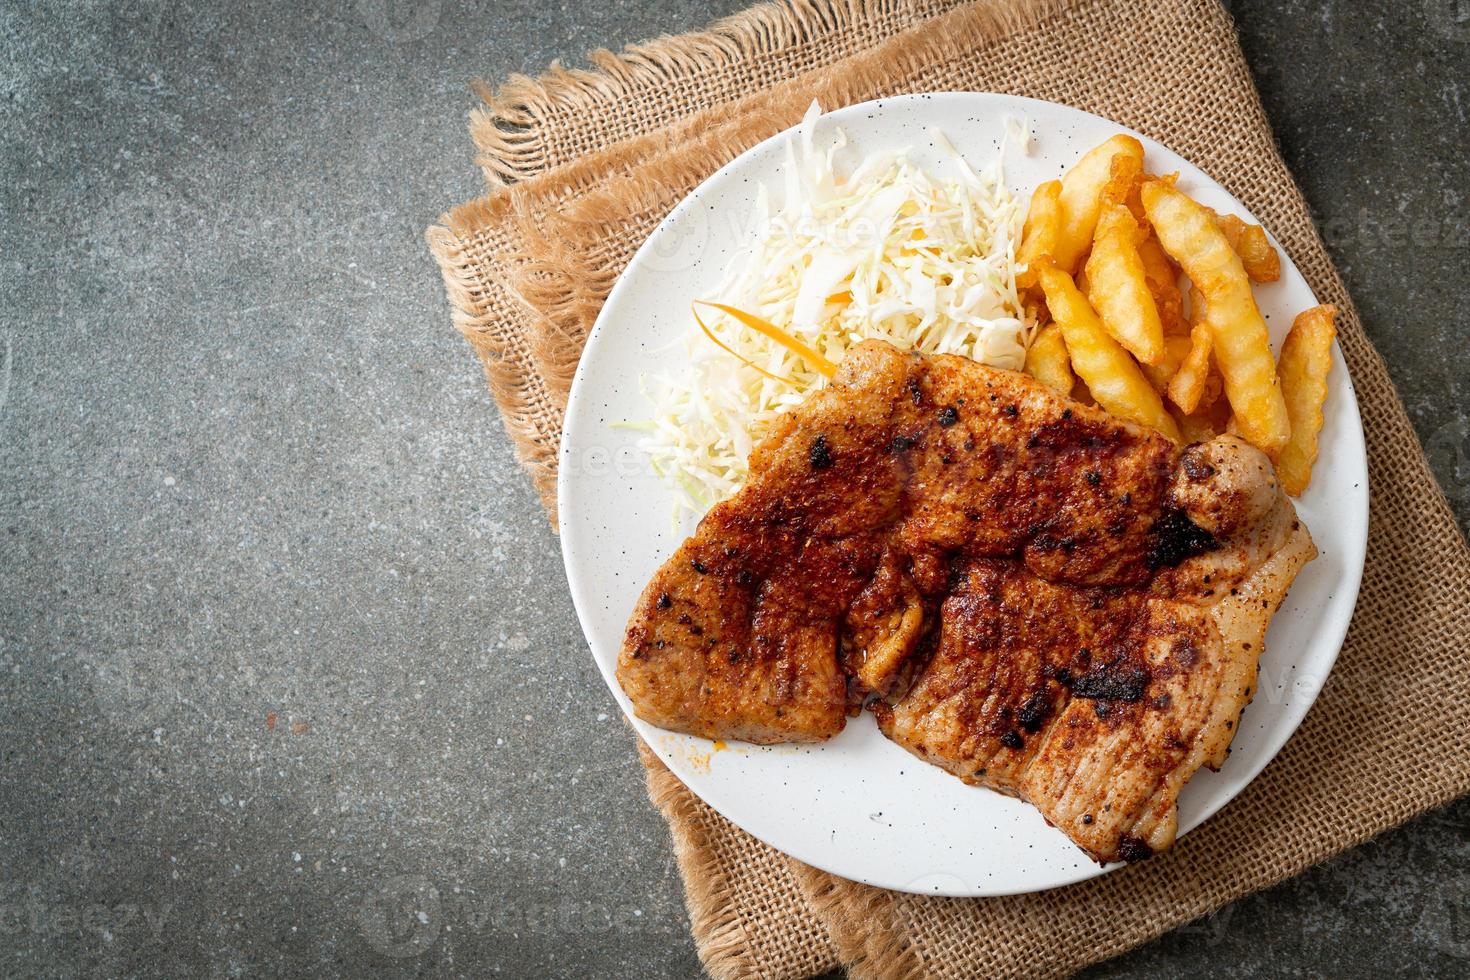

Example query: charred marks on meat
[1147,507,1218,569]
[1116,835,1154,863]
[808,434,835,469]
[1068,659,1151,720]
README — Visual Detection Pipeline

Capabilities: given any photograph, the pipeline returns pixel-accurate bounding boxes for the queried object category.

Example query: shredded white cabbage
[638,102,1033,521]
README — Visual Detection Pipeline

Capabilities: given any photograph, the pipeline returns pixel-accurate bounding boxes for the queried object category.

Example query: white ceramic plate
[558,94,1368,897]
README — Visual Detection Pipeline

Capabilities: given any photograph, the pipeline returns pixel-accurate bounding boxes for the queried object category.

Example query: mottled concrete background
[1,1,1466,977]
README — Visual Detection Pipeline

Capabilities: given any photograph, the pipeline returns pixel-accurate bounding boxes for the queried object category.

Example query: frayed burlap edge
[469,0,967,186]
[469,0,847,183]
[426,194,562,510]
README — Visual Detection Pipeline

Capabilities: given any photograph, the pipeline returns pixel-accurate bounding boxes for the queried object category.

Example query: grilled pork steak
[617,340,1314,861]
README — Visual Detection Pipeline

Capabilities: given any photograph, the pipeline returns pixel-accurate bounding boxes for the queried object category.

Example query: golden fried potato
[1053,135,1146,274]
[1094,203,1145,245]
[1137,234,1187,336]
[1275,304,1338,495]
[1198,368,1224,408]
[1210,210,1281,283]
[1173,410,1215,444]
[1099,153,1145,219]
[1172,286,1223,413]
[1036,259,1181,441]
[1137,231,1177,282]
[1085,205,1166,365]
[1167,320,1214,414]
[1017,180,1063,290]
[1141,334,1192,394]
[1023,323,1076,395]
[1173,394,1233,444]
[1141,180,1290,456]
[1099,161,1178,224]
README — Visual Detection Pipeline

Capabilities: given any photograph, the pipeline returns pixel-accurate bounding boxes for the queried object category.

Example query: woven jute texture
[468,0,968,185]
[428,1,1470,976]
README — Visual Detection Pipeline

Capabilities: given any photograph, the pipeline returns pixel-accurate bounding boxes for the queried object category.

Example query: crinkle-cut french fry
[1053,135,1146,274]
[1168,319,1214,414]
[1275,304,1338,495]
[1137,234,1187,336]
[1036,259,1181,442]
[1085,205,1166,365]
[1016,180,1063,290]
[1141,334,1192,394]
[1141,181,1290,456]
[1023,323,1076,395]
[1098,153,1145,220]
[1209,209,1281,283]
[1173,393,1234,444]
[1173,409,1214,445]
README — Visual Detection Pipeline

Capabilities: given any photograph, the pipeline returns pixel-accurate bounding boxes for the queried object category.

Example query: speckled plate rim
[558,93,1368,897]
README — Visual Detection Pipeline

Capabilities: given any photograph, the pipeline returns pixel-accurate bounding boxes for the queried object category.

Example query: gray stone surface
[0,1,1465,977]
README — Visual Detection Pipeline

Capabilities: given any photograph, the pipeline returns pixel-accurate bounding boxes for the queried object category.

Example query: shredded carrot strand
[691,305,794,384]
[694,301,838,379]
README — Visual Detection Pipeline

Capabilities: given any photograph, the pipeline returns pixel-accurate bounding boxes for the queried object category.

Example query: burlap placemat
[468,0,968,186]
[428,1,1470,976]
